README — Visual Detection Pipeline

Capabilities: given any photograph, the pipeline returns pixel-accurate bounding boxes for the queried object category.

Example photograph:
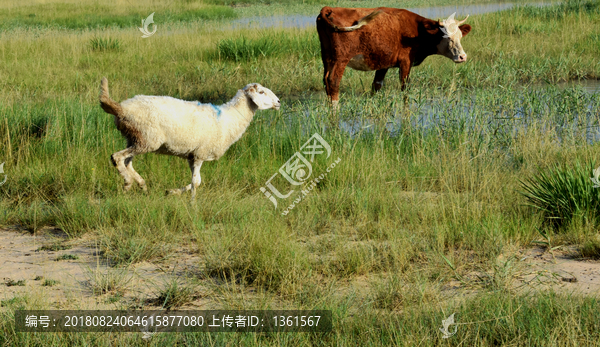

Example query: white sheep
[99,77,280,198]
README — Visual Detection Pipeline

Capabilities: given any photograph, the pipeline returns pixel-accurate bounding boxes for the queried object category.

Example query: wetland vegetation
[0,0,599,345]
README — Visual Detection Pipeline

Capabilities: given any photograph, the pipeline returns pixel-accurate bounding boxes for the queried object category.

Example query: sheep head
[243,83,280,110]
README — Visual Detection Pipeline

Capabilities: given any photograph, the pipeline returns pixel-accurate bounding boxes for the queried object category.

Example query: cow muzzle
[455,53,467,63]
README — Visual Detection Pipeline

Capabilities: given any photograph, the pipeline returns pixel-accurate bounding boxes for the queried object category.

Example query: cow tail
[321,9,383,32]
[99,77,123,117]
[354,10,383,29]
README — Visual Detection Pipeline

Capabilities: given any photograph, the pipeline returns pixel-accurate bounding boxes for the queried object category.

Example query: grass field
[1,0,600,345]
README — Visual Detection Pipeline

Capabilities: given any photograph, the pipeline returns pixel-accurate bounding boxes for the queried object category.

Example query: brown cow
[316,7,471,107]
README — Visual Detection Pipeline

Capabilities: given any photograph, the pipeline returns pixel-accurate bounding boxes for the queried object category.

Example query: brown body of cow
[316,7,472,107]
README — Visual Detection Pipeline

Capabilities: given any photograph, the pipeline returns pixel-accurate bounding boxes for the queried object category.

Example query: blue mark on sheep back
[197,101,222,119]
[210,103,222,119]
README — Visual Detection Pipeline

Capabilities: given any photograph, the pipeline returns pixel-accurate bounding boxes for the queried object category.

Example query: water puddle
[336,81,600,142]
[231,1,554,29]
[543,79,600,94]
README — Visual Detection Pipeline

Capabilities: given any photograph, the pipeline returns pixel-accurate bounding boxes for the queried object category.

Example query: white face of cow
[437,14,471,63]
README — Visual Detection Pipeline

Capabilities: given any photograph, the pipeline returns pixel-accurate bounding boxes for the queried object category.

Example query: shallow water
[226,1,599,144]
[548,80,600,94]
[337,82,600,143]
[230,1,554,29]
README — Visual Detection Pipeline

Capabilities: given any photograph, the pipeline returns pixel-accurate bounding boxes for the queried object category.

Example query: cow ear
[423,21,440,35]
[459,24,471,37]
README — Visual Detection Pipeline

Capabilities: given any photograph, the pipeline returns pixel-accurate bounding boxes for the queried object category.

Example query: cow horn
[457,15,469,25]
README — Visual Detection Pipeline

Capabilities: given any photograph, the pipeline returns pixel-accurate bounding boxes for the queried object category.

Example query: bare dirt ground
[0,226,210,310]
[515,246,600,296]
[1,227,599,311]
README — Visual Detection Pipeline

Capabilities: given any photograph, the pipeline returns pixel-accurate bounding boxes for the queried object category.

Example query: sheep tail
[99,77,123,116]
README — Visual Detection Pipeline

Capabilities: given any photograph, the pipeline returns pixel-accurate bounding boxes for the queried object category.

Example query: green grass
[155,279,200,310]
[205,0,329,5]
[5,280,26,287]
[0,3,237,30]
[88,37,121,52]
[0,292,599,345]
[216,32,320,62]
[579,236,600,259]
[55,253,79,261]
[85,267,132,295]
[37,243,71,251]
[515,0,600,19]
[41,279,59,287]
[520,162,600,229]
[1,0,600,346]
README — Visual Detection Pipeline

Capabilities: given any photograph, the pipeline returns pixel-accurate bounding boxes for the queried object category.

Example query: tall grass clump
[0,4,237,30]
[204,0,329,5]
[89,37,121,52]
[580,238,600,259]
[520,162,600,229]
[85,266,132,295]
[154,279,199,310]
[216,32,319,62]
[516,0,600,19]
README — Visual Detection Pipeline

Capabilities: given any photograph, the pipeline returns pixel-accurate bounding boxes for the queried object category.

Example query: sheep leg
[189,159,203,199]
[166,158,203,197]
[125,158,147,191]
[111,147,140,191]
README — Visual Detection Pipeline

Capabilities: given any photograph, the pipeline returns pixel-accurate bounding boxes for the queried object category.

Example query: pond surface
[230,1,554,29]
[552,80,600,94]
[336,81,600,143]
[227,1,599,145]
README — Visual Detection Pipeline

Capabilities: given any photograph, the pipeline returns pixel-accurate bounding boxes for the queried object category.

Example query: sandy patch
[0,227,208,310]
[516,246,600,296]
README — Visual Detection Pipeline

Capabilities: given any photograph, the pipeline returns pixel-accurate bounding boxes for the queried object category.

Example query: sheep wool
[99,77,280,199]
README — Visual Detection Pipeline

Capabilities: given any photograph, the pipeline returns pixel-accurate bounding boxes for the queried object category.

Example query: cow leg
[399,60,412,105]
[325,61,349,109]
[323,64,334,105]
[372,69,389,94]
[399,60,412,91]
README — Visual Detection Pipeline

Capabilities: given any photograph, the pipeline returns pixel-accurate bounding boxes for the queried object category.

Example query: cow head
[435,14,471,63]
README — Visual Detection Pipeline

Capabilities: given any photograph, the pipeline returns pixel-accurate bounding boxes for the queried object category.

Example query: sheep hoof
[123,184,133,192]
[166,189,182,196]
